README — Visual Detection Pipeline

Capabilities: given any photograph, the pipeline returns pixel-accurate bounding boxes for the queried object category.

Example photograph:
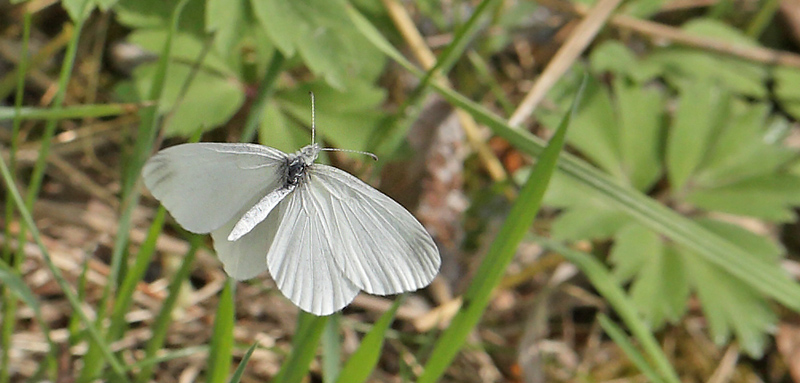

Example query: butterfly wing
[142,143,287,234]
[308,165,440,296]
[209,201,279,280]
[266,183,361,316]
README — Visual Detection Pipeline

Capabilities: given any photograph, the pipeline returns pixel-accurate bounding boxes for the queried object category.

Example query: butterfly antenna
[309,91,379,161]
[310,91,316,144]
[320,147,379,161]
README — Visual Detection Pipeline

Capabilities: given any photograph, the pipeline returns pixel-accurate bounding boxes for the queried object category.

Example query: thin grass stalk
[0,11,33,383]
[79,0,191,379]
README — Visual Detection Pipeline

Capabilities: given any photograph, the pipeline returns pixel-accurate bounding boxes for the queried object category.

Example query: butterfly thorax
[284,144,320,186]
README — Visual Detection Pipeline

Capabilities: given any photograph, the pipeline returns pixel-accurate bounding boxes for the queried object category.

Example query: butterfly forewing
[142,143,287,234]
[308,165,441,295]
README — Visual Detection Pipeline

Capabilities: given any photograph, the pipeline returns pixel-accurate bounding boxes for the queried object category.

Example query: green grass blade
[207,279,236,383]
[229,343,259,383]
[418,79,582,383]
[135,237,199,383]
[0,103,142,120]
[597,314,666,383]
[107,208,166,341]
[1,11,33,383]
[321,314,342,383]
[273,313,329,383]
[0,141,130,383]
[534,236,680,383]
[241,51,286,143]
[336,299,401,383]
[80,0,192,379]
[0,261,57,360]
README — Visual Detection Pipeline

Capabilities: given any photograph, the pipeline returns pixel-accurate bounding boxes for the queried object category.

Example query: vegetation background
[2,0,800,382]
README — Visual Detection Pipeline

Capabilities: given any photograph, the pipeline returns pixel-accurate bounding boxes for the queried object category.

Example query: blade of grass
[229,343,259,383]
[348,7,800,314]
[107,208,166,341]
[207,279,236,383]
[273,313,329,383]
[533,235,680,383]
[80,0,192,379]
[134,236,200,383]
[1,12,33,383]
[0,261,57,358]
[0,103,144,120]
[597,314,666,383]
[418,77,583,383]
[321,313,342,383]
[335,299,401,383]
[241,51,286,143]
[0,142,130,382]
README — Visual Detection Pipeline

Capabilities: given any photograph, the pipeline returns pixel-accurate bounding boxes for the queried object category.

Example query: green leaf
[563,76,623,179]
[129,62,244,137]
[609,224,662,283]
[114,0,205,34]
[551,205,632,241]
[684,174,800,221]
[206,0,248,56]
[614,78,664,190]
[259,100,307,153]
[128,29,235,76]
[251,0,385,89]
[685,252,777,358]
[774,66,800,121]
[666,80,725,192]
[207,280,235,383]
[336,300,401,383]
[589,41,638,76]
[629,245,689,327]
[693,100,786,186]
[275,82,386,153]
[61,0,92,21]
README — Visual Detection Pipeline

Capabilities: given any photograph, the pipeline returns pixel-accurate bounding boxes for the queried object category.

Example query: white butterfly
[142,109,440,316]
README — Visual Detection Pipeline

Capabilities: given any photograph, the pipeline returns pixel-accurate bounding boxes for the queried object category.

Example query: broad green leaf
[206,0,248,56]
[694,100,771,185]
[129,62,244,137]
[251,0,384,89]
[114,0,205,34]
[685,252,777,357]
[629,245,689,327]
[609,224,662,283]
[550,205,632,241]
[684,174,800,221]
[774,66,800,121]
[589,41,638,76]
[259,100,307,153]
[666,80,725,192]
[648,48,766,98]
[62,0,93,21]
[565,77,622,179]
[276,82,386,153]
[127,30,234,76]
[615,78,664,190]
